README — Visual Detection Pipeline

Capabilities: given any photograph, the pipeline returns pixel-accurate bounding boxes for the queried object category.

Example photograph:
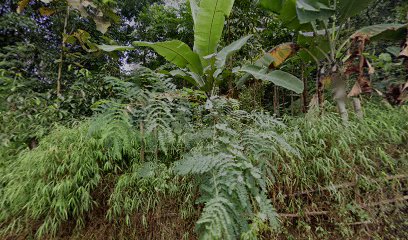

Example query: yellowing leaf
[268,42,299,69]
[321,76,332,88]
[94,17,111,34]
[17,0,31,14]
[39,7,55,16]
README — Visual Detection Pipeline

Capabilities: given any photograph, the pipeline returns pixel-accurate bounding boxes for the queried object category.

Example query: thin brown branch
[283,174,408,198]
[278,195,408,218]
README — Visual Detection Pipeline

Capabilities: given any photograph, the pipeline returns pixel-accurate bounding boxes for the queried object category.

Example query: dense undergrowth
[1,0,408,239]
[1,76,407,239]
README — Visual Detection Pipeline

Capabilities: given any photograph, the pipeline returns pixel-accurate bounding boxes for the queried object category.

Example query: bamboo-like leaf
[194,0,235,60]
[213,35,252,78]
[132,41,203,75]
[240,65,304,93]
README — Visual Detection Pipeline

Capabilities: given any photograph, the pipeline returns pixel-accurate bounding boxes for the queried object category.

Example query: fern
[175,97,294,239]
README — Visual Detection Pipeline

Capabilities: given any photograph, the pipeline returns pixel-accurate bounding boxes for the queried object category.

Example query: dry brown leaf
[308,94,319,109]
[348,82,362,97]
[399,42,408,58]
[403,81,408,92]
[366,59,375,75]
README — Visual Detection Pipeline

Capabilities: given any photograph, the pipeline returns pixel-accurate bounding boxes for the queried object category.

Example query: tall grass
[0,98,406,239]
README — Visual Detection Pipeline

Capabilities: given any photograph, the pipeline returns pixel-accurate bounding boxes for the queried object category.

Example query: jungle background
[0,0,407,239]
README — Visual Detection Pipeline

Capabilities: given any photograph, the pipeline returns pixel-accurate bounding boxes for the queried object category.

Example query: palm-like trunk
[352,97,363,119]
[333,71,349,122]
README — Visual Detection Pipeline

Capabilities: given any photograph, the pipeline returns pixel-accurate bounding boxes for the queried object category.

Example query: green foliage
[1,0,408,239]
[0,110,136,237]
[351,23,407,41]
[132,40,203,75]
[192,0,235,59]
[0,69,195,238]
[175,98,299,239]
[240,65,304,93]
[102,0,303,95]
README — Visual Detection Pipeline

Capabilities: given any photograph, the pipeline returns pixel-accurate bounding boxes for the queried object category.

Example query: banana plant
[99,0,304,96]
[259,0,407,122]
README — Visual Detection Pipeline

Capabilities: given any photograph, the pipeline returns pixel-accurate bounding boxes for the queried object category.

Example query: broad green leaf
[338,0,375,23]
[168,70,205,87]
[240,65,304,93]
[297,31,331,62]
[97,45,134,52]
[132,40,203,75]
[214,35,252,78]
[189,0,200,24]
[296,0,334,24]
[259,0,284,12]
[236,42,298,85]
[387,46,401,57]
[279,0,299,28]
[194,0,235,60]
[351,24,407,42]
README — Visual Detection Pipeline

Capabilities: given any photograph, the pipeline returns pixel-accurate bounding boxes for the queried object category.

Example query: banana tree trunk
[336,93,348,122]
[352,97,363,119]
[333,71,349,122]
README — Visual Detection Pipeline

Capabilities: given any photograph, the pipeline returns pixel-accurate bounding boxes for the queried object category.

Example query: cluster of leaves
[0,68,196,238]
[175,98,302,239]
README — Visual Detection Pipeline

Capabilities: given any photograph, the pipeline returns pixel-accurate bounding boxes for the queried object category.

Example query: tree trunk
[317,66,324,108]
[336,95,348,122]
[352,97,363,119]
[57,5,69,96]
[301,64,308,113]
[333,71,349,122]
[273,86,279,116]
